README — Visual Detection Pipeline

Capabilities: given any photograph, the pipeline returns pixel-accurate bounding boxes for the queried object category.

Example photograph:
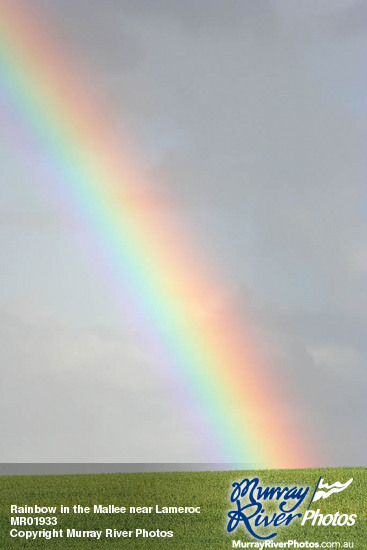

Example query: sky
[1,0,366,465]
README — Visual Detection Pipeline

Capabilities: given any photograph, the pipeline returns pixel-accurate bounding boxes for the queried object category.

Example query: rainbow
[0,0,315,466]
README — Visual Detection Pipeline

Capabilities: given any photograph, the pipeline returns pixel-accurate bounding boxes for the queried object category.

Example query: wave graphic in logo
[312,477,353,502]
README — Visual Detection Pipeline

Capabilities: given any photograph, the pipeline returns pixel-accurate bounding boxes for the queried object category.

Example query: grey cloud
[330,1,367,37]
[247,300,367,465]
[1,0,366,465]
[0,210,61,228]
[0,305,205,462]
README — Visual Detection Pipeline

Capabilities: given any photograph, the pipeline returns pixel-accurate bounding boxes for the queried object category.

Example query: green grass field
[0,467,365,549]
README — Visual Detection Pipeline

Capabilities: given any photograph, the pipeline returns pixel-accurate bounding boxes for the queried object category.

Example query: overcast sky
[1,0,366,466]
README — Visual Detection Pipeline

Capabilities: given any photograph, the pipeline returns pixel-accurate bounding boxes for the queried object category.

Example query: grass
[0,467,365,548]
